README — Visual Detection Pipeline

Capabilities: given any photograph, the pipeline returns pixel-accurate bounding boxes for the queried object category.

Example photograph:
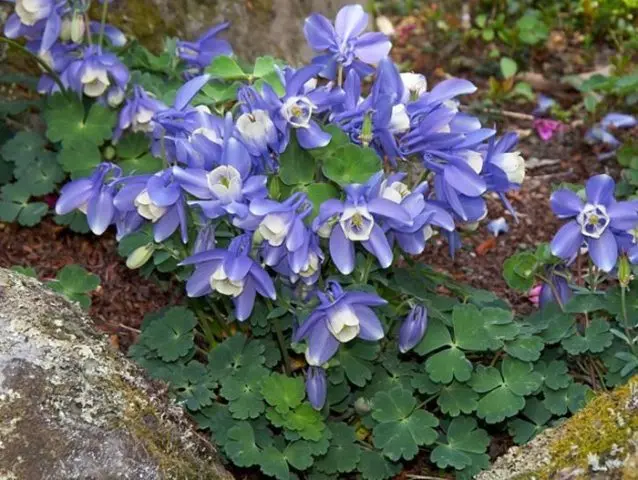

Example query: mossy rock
[0,268,233,479]
[477,376,638,479]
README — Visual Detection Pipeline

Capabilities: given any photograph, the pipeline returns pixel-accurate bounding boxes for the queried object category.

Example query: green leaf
[500,57,518,79]
[259,446,289,480]
[504,336,544,362]
[206,56,247,80]
[414,317,453,355]
[425,347,473,384]
[564,294,607,313]
[303,182,340,220]
[11,265,37,277]
[358,450,401,480]
[453,304,496,351]
[283,441,314,470]
[261,373,305,414]
[562,318,613,354]
[503,252,537,291]
[535,360,571,390]
[208,334,266,381]
[543,383,591,416]
[14,151,64,196]
[503,357,543,396]
[314,422,361,474]
[321,143,381,186]
[430,416,490,470]
[220,365,268,419]
[278,133,316,185]
[56,264,100,293]
[142,306,197,361]
[469,365,503,393]
[17,202,49,227]
[371,387,415,422]
[1,131,46,164]
[225,421,261,467]
[45,95,116,146]
[58,140,102,174]
[373,408,438,461]
[117,132,149,158]
[437,382,478,416]
[253,56,278,78]
[508,398,552,444]
[338,340,379,387]
[476,384,525,424]
[268,403,326,441]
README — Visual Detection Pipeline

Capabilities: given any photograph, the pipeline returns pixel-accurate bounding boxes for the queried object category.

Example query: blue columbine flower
[305,366,327,410]
[272,234,324,286]
[303,4,391,80]
[367,172,454,255]
[398,305,428,353]
[538,270,572,309]
[115,85,167,141]
[250,192,313,268]
[550,174,638,272]
[177,22,233,76]
[113,168,189,243]
[61,45,130,103]
[313,176,413,275]
[174,108,226,170]
[4,0,65,54]
[179,234,277,321]
[174,114,268,227]
[293,281,387,365]
[55,162,120,235]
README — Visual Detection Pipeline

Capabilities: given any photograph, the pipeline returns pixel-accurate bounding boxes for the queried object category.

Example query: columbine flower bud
[398,305,428,353]
[539,272,572,309]
[126,244,155,269]
[619,256,632,287]
[400,73,427,101]
[305,367,327,410]
[354,397,371,415]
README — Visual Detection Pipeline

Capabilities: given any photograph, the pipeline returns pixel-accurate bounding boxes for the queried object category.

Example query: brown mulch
[0,219,178,348]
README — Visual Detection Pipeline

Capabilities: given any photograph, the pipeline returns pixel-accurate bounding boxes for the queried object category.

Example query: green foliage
[47,264,100,308]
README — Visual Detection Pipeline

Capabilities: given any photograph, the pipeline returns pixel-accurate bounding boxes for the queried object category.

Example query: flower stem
[620,285,637,355]
[273,317,292,376]
[361,255,374,284]
[98,0,110,49]
[0,37,66,93]
[337,64,344,87]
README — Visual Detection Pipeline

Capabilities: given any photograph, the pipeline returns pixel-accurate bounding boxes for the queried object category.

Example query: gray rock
[0,268,233,480]
[104,0,364,63]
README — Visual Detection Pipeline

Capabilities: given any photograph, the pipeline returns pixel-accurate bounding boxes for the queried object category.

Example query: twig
[480,108,535,121]
[407,475,448,480]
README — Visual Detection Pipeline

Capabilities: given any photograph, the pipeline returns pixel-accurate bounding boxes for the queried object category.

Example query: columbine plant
[5,2,638,479]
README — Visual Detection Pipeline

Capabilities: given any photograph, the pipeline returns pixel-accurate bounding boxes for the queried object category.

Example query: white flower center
[400,72,427,99]
[340,206,374,242]
[463,150,484,174]
[327,304,360,343]
[192,127,222,144]
[492,151,526,184]
[81,67,110,98]
[210,265,244,297]
[206,165,243,203]
[628,226,638,244]
[236,110,276,149]
[299,252,320,278]
[16,0,50,26]
[60,14,85,43]
[107,88,125,108]
[281,96,314,128]
[388,104,410,134]
[317,216,337,239]
[577,204,610,239]
[134,190,166,222]
[381,181,410,204]
[258,213,290,247]
[134,108,155,131]
[423,225,434,241]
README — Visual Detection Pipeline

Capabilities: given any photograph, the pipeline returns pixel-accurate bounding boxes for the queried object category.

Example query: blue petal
[297,121,331,149]
[304,13,337,51]
[234,281,256,321]
[550,221,583,261]
[306,321,340,366]
[587,229,618,272]
[335,4,368,40]
[550,189,584,218]
[153,206,179,242]
[354,32,392,64]
[585,174,615,206]
[87,189,114,235]
[329,225,355,274]
[173,74,210,111]
[362,224,393,268]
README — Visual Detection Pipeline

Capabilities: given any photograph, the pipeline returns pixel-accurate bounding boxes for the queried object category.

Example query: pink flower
[528,284,542,307]
[534,119,566,142]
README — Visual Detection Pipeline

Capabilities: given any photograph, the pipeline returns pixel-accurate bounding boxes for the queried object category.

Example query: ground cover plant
[2,1,638,478]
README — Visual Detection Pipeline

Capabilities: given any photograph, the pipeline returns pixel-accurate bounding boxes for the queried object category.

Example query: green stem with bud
[98,0,110,49]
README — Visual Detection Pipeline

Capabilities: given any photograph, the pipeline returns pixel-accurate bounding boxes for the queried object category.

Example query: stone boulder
[477,376,638,479]
[0,268,233,480]
[103,0,364,63]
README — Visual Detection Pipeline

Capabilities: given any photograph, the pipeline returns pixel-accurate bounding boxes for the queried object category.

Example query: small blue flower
[398,305,427,353]
[313,175,413,274]
[177,22,233,75]
[550,174,638,272]
[115,85,167,141]
[180,234,277,321]
[294,281,387,365]
[487,217,509,237]
[55,162,120,235]
[539,270,572,309]
[305,366,327,410]
[304,4,391,79]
